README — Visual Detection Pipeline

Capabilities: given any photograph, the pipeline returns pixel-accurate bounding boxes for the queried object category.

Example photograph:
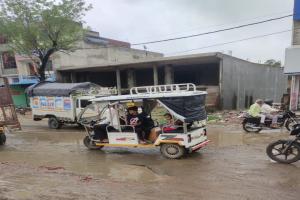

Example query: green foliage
[0,0,92,80]
[264,59,281,67]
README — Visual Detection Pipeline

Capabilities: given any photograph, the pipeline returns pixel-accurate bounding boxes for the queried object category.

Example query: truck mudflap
[190,140,210,152]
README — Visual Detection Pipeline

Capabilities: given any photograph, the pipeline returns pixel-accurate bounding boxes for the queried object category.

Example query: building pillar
[290,75,300,111]
[153,65,158,85]
[116,69,121,95]
[85,72,90,82]
[164,65,173,84]
[0,54,4,75]
[55,71,63,83]
[70,72,77,83]
[218,60,223,109]
[127,69,135,89]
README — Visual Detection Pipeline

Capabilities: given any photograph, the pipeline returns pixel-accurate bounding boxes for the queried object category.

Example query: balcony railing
[9,74,56,85]
[2,68,18,75]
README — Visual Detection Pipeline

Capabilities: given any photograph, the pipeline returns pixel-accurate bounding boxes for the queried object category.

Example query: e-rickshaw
[79,83,209,159]
[0,77,21,145]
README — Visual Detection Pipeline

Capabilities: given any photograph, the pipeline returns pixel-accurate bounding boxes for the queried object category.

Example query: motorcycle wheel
[266,140,300,164]
[242,122,262,133]
[285,119,298,131]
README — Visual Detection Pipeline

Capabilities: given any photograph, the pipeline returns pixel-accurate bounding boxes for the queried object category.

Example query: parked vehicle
[79,83,209,159]
[0,77,21,145]
[242,110,298,133]
[26,82,114,129]
[266,124,300,164]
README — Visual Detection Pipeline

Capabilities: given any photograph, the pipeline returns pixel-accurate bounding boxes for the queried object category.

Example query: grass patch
[207,115,221,121]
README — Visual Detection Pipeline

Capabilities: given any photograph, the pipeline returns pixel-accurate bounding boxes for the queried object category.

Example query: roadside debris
[39,166,66,171]
[207,110,244,124]
[80,176,93,183]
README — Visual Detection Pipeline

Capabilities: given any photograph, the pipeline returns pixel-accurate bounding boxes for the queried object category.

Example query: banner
[32,97,40,109]
[55,97,64,111]
[63,98,72,110]
[32,96,72,111]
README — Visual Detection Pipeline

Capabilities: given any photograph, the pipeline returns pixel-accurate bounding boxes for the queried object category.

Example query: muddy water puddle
[0,125,293,183]
[1,121,300,200]
[1,130,165,182]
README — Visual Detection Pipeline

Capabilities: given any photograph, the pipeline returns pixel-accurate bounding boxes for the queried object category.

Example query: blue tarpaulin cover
[294,0,300,20]
[26,82,93,97]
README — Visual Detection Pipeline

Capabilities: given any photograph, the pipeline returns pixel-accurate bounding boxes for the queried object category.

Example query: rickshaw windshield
[77,103,106,124]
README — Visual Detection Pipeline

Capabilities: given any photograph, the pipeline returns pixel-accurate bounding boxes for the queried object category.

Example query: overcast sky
[84,0,294,63]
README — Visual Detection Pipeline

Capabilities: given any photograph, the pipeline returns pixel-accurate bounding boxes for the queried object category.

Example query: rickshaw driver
[94,105,119,142]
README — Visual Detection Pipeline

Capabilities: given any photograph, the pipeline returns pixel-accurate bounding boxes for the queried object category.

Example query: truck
[26,82,114,129]
[0,77,21,145]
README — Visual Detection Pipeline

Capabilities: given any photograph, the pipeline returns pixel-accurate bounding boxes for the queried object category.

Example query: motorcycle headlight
[291,126,300,136]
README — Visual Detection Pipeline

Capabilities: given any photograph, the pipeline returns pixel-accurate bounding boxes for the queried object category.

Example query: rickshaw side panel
[107,131,139,145]
[186,128,208,148]
[155,128,207,148]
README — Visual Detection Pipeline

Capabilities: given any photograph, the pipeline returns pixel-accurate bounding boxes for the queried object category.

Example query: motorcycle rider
[248,99,265,125]
[261,100,279,128]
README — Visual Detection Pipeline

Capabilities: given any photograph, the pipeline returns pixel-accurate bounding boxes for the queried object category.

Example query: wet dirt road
[0,116,300,200]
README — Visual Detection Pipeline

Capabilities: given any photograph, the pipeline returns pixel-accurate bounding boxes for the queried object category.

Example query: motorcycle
[266,124,300,164]
[242,110,298,133]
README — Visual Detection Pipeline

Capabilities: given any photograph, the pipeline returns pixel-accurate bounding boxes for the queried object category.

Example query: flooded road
[0,116,300,200]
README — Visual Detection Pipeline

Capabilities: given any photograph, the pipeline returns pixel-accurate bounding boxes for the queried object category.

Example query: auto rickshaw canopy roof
[91,84,207,123]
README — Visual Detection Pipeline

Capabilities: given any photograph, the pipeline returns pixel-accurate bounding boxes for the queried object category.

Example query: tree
[264,59,282,67]
[0,0,92,81]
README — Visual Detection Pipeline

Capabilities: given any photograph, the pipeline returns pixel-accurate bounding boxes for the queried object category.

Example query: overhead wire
[131,14,292,46]
[131,10,292,42]
[75,13,294,52]
[165,29,293,56]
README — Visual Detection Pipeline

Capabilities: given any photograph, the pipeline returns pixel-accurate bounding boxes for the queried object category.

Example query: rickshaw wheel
[83,136,103,150]
[0,134,6,145]
[160,143,185,159]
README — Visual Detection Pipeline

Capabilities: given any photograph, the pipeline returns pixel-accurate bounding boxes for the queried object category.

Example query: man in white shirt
[95,105,120,142]
[100,105,119,129]
[261,102,279,128]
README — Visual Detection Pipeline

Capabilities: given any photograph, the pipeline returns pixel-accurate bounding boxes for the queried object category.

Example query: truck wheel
[48,117,62,129]
[0,134,6,145]
[83,136,103,150]
[160,143,185,159]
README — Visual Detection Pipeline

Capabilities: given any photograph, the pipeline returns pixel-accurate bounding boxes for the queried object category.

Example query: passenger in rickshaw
[126,106,155,143]
[162,113,184,133]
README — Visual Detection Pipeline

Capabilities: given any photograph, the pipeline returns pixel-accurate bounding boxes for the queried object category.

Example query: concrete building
[57,52,287,110]
[0,30,162,107]
[52,31,163,72]
[0,37,55,106]
[284,0,300,110]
